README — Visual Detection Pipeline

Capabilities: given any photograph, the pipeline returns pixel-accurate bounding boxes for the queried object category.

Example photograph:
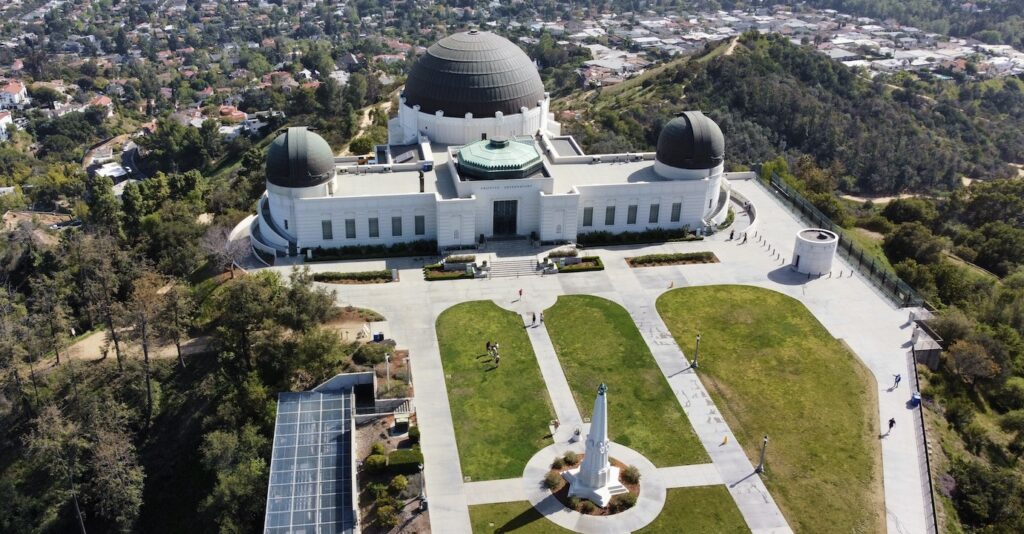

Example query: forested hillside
[560,32,1024,194]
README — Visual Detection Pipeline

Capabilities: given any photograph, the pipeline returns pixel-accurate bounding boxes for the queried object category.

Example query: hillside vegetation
[560,32,1024,194]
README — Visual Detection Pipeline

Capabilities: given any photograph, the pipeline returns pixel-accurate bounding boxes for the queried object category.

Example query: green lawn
[544,295,707,466]
[656,286,884,533]
[469,501,569,533]
[436,301,555,481]
[637,486,749,533]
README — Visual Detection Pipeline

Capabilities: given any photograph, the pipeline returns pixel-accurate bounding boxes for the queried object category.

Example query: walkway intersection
[265,177,932,534]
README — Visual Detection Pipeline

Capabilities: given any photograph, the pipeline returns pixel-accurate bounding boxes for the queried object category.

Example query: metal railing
[769,173,924,307]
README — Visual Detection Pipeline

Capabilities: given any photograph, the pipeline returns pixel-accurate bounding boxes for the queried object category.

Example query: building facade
[248,31,733,260]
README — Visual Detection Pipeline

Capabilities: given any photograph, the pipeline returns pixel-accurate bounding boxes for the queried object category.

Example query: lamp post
[384,353,391,391]
[755,435,769,474]
[693,333,702,369]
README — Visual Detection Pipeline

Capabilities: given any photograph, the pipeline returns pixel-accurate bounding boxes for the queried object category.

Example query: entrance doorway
[492,200,518,236]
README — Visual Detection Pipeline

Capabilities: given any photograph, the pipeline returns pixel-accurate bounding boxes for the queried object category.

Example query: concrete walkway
[263,177,934,534]
[463,478,528,506]
[523,321,585,443]
[655,464,724,488]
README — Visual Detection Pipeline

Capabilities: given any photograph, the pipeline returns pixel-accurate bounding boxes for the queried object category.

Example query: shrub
[308,239,437,262]
[313,270,392,283]
[961,421,989,455]
[423,262,474,281]
[444,254,476,263]
[945,399,975,430]
[353,341,393,365]
[370,442,387,456]
[856,214,895,234]
[365,454,387,474]
[579,499,596,513]
[577,227,702,246]
[375,504,399,528]
[563,451,579,466]
[387,448,424,474]
[551,457,565,470]
[546,248,578,258]
[349,136,376,155]
[408,425,420,445]
[622,465,641,485]
[543,471,562,489]
[569,496,581,509]
[628,252,718,267]
[612,493,637,511]
[995,377,1024,411]
[389,475,409,495]
[368,482,388,499]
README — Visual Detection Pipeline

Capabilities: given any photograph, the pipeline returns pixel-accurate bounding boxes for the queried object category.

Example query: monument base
[562,466,628,508]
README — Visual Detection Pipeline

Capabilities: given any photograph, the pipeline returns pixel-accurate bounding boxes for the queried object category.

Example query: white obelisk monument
[563,383,627,507]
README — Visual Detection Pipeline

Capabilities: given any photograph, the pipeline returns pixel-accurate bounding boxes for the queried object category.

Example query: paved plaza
[264,177,933,533]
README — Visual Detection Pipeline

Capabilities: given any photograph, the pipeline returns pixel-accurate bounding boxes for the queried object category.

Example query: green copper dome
[457,137,543,180]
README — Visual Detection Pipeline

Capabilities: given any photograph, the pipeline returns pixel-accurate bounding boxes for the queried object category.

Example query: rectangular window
[391,216,402,237]
[649,203,660,223]
[627,205,637,225]
[321,220,333,240]
[671,202,682,222]
[345,219,356,238]
[415,215,425,235]
[368,218,379,238]
[605,206,615,226]
[582,207,593,227]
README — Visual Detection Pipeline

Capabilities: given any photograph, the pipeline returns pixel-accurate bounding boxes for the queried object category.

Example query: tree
[156,282,195,369]
[201,224,249,279]
[79,234,132,371]
[29,274,71,366]
[84,173,122,235]
[126,270,164,422]
[883,222,946,265]
[882,197,937,225]
[24,406,88,533]
[947,339,1001,386]
[84,428,145,531]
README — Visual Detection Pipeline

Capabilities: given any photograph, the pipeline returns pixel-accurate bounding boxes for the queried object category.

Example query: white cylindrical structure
[792,228,838,275]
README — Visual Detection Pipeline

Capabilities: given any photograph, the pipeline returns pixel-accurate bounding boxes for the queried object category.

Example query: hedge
[577,228,703,246]
[307,239,437,262]
[546,248,578,258]
[444,254,476,263]
[423,262,473,281]
[387,449,424,474]
[559,256,604,273]
[627,252,718,267]
[313,270,392,283]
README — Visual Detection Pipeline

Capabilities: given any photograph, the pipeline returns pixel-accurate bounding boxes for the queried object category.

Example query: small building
[0,80,29,109]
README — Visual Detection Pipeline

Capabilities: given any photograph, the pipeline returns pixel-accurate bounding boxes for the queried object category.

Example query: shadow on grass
[495,505,546,533]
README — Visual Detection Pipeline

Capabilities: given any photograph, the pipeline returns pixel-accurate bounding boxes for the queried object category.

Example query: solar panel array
[264,391,355,534]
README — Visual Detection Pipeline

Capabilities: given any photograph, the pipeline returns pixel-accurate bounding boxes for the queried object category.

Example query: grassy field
[544,295,708,466]
[656,285,884,533]
[436,301,555,481]
[637,486,749,533]
[469,501,569,533]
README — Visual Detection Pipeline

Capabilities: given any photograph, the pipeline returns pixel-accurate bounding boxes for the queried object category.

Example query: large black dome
[265,127,335,188]
[403,30,546,118]
[656,111,725,170]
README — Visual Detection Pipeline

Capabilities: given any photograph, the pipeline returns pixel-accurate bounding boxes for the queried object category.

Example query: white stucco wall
[792,229,839,275]
[574,178,722,235]
[391,96,556,146]
[539,192,580,242]
[436,197,477,248]
[292,193,438,249]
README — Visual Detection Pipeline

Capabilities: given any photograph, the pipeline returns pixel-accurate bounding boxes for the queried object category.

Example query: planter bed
[559,256,604,273]
[577,229,703,247]
[313,270,393,284]
[424,263,474,281]
[626,252,719,268]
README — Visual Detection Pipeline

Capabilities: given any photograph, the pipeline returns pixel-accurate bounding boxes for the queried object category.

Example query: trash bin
[373,332,384,342]
[910,392,921,408]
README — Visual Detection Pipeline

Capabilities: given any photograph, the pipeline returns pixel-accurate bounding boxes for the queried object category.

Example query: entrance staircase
[487,258,541,278]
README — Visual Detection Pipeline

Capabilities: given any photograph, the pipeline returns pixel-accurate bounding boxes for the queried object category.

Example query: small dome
[655,111,725,170]
[403,30,546,118]
[457,137,543,180]
[265,127,335,188]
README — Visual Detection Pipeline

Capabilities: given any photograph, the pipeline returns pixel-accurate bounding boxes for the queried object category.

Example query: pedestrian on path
[540,312,544,323]
[887,417,896,434]
[518,288,523,300]
[893,374,902,389]
[532,312,537,326]
[729,229,735,240]
[742,233,748,244]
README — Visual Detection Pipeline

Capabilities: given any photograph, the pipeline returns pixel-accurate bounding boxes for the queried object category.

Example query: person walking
[494,353,501,367]
[893,374,902,389]
[540,312,544,324]
[486,340,492,353]
[518,288,523,300]
[729,229,735,240]
[742,233,748,244]
[532,312,537,326]
[887,418,896,434]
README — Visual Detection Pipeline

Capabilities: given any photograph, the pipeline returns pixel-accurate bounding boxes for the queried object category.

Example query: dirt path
[28,330,214,371]
[724,36,739,56]
[839,193,922,205]
[342,92,398,155]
